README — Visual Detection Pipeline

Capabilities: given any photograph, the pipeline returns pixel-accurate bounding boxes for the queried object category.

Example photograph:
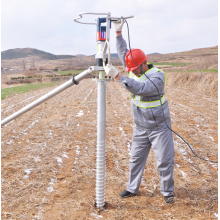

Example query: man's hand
[104,64,119,78]
[112,19,125,32]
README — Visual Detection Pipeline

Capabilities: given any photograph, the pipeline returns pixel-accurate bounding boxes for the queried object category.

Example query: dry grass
[41,77,54,84]
[1,46,218,219]
[1,78,218,219]
[22,70,37,77]
[166,71,218,96]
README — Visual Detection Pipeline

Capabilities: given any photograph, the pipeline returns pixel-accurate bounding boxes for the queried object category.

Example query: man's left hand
[104,64,119,78]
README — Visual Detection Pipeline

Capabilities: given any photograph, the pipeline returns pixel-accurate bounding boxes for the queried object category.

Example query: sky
[1,0,218,56]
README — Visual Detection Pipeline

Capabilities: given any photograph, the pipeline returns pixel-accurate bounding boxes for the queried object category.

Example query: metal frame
[73,12,133,25]
[1,12,134,211]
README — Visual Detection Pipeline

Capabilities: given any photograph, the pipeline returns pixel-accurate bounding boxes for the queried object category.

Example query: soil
[1,76,218,219]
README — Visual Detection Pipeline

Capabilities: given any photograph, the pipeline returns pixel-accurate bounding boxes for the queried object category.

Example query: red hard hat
[125,49,148,72]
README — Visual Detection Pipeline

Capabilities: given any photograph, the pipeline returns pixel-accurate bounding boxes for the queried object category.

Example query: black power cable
[122,17,218,164]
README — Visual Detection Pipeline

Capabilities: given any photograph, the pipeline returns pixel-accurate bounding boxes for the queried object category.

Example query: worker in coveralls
[104,20,175,204]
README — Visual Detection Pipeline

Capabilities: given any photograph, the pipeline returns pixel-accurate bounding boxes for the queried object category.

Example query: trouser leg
[127,126,151,194]
[150,127,175,196]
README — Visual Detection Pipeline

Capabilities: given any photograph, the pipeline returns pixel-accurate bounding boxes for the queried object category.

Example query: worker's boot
[119,190,137,198]
[164,195,174,204]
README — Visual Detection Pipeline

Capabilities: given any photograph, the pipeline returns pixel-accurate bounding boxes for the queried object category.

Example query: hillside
[1,45,218,219]
[1,46,218,96]
[1,78,218,219]
[1,48,75,60]
[1,48,120,61]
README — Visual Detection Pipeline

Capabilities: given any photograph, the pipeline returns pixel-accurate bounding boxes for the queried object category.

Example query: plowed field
[1,77,218,219]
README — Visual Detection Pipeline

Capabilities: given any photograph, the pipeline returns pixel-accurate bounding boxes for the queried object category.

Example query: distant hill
[148,52,161,55]
[1,48,120,60]
[75,54,86,57]
[1,48,75,60]
[110,53,119,58]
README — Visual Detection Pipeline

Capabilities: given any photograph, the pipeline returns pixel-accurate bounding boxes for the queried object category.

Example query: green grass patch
[169,69,218,73]
[152,63,189,66]
[54,70,86,75]
[187,69,218,73]
[1,82,56,100]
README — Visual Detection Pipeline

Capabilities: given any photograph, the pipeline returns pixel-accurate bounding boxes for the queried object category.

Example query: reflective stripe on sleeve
[129,67,166,108]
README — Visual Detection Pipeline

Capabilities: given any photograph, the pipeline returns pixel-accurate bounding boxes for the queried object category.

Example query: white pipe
[107,16,134,20]
[1,68,94,126]
[96,72,107,209]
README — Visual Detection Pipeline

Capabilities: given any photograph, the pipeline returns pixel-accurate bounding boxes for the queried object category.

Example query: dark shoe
[119,190,136,198]
[164,195,174,204]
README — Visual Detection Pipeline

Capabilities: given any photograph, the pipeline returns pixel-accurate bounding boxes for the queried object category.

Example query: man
[104,20,175,204]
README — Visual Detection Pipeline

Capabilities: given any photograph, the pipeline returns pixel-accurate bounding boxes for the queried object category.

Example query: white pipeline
[96,72,107,209]
[1,68,94,126]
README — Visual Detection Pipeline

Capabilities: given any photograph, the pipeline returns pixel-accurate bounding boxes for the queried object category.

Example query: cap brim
[125,66,130,72]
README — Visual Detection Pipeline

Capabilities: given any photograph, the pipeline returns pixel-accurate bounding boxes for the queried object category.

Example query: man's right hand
[112,19,125,32]
[104,64,119,78]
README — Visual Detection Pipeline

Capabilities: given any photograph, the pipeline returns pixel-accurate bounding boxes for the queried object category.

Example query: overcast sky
[1,0,218,56]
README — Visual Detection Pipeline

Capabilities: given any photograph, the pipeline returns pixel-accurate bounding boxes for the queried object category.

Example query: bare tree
[31,56,35,68]
[23,60,26,70]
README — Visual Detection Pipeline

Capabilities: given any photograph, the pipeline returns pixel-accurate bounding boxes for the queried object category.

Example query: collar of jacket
[138,63,154,77]
[147,63,154,69]
[129,67,160,82]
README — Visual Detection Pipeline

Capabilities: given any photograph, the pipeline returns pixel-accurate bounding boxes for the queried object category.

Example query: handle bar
[74,12,134,25]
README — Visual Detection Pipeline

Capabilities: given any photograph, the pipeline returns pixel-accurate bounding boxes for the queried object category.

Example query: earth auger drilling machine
[1,12,134,210]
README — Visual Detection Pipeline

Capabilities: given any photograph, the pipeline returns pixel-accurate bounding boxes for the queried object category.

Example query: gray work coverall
[116,35,175,197]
